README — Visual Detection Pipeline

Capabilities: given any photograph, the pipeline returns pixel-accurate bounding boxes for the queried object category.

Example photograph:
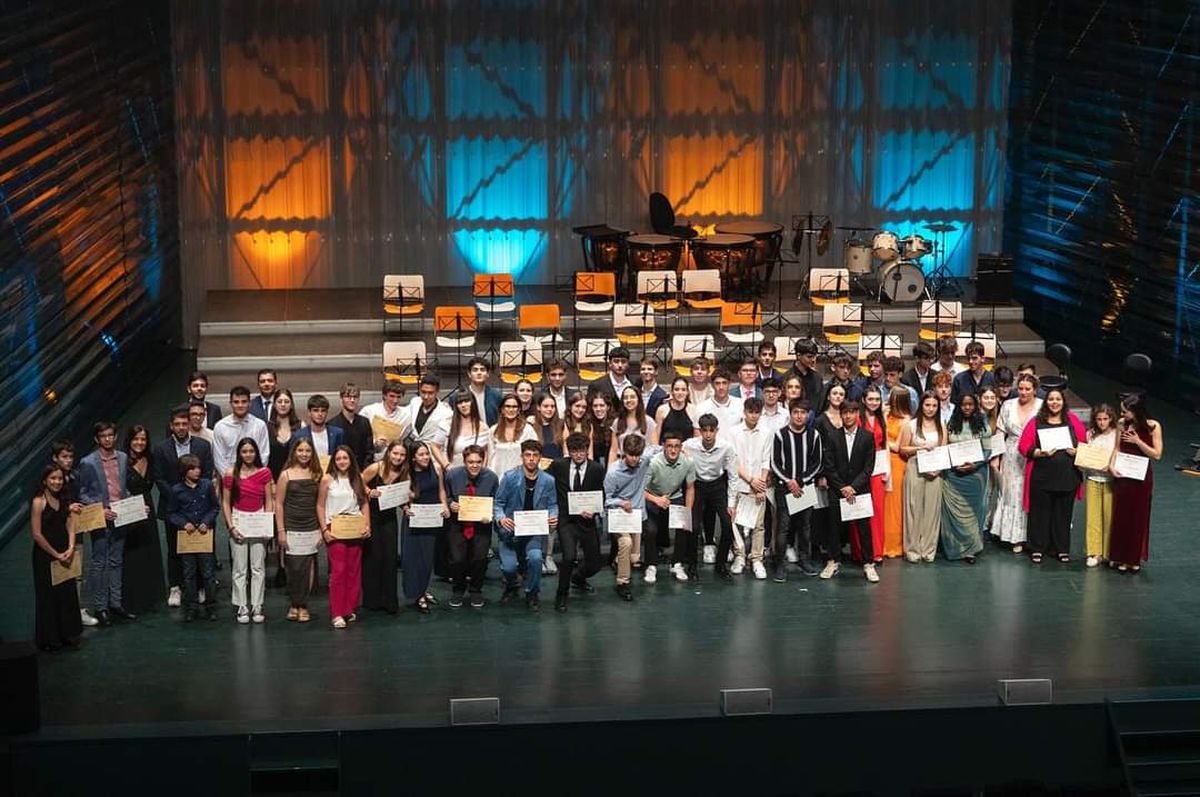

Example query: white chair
[822,302,863,345]
[681,269,723,314]
[671,334,717,377]
[382,341,429,385]
[499,340,544,385]
[613,302,656,346]
[919,300,963,340]
[808,268,850,305]
[383,274,425,315]
[577,337,621,382]
[956,331,998,369]
[772,336,801,372]
[636,270,682,311]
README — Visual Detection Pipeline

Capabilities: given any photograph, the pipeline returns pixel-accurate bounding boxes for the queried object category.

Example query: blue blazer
[78,450,130,508]
[290,425,346,454]
[445,386,504,426]
[247,393,276,422]
[492,468,558,529]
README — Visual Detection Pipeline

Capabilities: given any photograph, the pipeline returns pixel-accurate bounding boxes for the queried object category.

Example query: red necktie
[462,482,476,540]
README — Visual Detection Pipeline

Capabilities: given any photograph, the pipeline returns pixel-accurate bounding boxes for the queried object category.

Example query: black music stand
[924,227,962,299]
[436,309,478,389]
[474,276,515,369]
[642,272,681,357]
[722,301,762,365]
[383,280,423,336]
[919,299,961,342]
[500,342,544,384]
[763,248,801,333]
[810,271,849,338]
[386,350,429,384]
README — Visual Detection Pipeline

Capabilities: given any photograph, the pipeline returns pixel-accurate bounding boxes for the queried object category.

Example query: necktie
[462,481,476,540]
[573,465,583,492]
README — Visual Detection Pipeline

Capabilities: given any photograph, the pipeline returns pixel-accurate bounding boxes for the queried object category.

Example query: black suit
[152,435,215,589]
[248,394,275,422]
[547,456,606,596]
[821,426,876,562]
[901,367,931,397]
[586,374,641,403]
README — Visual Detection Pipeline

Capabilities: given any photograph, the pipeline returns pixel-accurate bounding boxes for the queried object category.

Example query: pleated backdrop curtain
[172,0,1011,345]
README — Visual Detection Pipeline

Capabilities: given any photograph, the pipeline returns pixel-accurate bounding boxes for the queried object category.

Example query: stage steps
[1110,699,1200,797]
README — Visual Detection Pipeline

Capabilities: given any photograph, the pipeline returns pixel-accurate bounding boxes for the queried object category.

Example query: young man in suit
[291,394,345,466]
[186,371,223,429]
[445,356,503,426]
[588,346,639,402]
[638,357,668,419]
[78,421,134,625]
[407,374,452,450]
[247,369,279,422]
[902,341,935,395]
[493,439,559,611]
[329,382,374,469]
[950,340,996,405]
[819,400,879,583]
[547,432,607,612]
[153,408,216,607]
[788,338,823,405]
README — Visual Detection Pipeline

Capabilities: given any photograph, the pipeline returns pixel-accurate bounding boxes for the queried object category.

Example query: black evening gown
[122,462,165,613]
[361,473,401,612]
[33,499,83,649]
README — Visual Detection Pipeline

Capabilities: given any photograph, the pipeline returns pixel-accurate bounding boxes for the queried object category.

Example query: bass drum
[878,260,926,303]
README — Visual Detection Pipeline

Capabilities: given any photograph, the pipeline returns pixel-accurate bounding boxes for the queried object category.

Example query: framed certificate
[76,503,107,533]
[110,496,148,528]
[917,445,951,474]
[606,508,642,535]
[50,553,82,586]
[567,490,604,516]
[232,510,274,539]
[1113,452,1149,481]
[408,504,445,528]
[947,438,985,466]
[668,504,692,530]
[785,488,817,514]
[318,454,331,473]
[177,529,214,554]
[872,449,890,476]
[838,495,874,521]
[330,514,366,539]
[457,495,494,523]
[514,509,550,537]
[376,480,411,510]
[1037,426,1073,452]
[1073,443,1111,471]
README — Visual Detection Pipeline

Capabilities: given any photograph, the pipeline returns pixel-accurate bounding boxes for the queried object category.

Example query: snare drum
[872,231,900,261]
[626,234,683,273]
[901,235,932,260]
[878,260,926,303]
[714,221,784,268]
[843,239,873,274]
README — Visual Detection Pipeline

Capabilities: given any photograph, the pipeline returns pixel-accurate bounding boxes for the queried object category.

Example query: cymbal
[925,222,958,233]
[836,225,876,231]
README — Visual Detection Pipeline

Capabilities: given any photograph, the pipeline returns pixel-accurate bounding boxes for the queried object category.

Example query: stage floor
[4,358,1200,736]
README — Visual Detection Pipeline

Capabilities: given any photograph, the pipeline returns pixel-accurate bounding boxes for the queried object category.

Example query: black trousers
[163,520,182,589]
[361,517,399,611]
[447,523,491,594]
[556,520,602,596]
[645,498,690,567]
[1027,487,1074,556]
[694,477,733,571]
[773,486,813,562]
[827,499,872,563]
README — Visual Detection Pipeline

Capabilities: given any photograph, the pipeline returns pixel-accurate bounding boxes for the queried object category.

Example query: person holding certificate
[168,455,221,622]
[31,466,83,651]
[275,439,324,623]
[78,421,133,626]
[221,438,275,624]
[122,425,164,615]
[727,398,774,579]
[1018,387,1087,564]
[977,386,1003,534]
[993,374,1042,554]
[360,382,411,463]
[770,398,824,582]
[493,439,559,611]
[547,433,606,611]
[604,435,661,600]
[820,400,880,583]
[898,393,946,563]
[642,430,697,586]
[401,442,448,613]
[1081,404,1118,567]
[882,388,913,560]
[318,446,371,628]
[444,445,498,608]
[939,394,989,564]
[1109,394,1163,574]
[361,440,409,613]
[850,387,888,567]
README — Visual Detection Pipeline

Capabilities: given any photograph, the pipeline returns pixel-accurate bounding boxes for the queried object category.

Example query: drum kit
[837,222,957,302]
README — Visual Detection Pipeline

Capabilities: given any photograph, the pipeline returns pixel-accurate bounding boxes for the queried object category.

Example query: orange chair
[519,304,562,345]
[719,301,763,361]
[574,272,617,314]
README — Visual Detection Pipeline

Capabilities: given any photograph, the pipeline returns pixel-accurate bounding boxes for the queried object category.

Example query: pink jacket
[1016,412,1088,511]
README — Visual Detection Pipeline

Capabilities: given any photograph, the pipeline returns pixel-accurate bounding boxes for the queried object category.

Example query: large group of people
[29,337,1164,650]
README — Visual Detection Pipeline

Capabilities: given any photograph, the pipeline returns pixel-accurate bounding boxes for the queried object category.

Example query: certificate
[76,503,107,533]
[734,495,761,528]
[330,514,366,539]
[814,486,829,509]
[457,495,494,522]
[989,432,1005,455]
[1113,452,1149,481]
[538,457,553,471]
[370,414,406,442]
[917,445,951,474]
[668,504,692,530]
[318,454,331,473]
[232,510,274,538]
[838,494,874,521]
[408,503,445,528]
[376,480,411,510]
[606,508,642,535]
[872,449,890,476]
[785,488,817,514]
[50,552,82,586]
[1073,443,1111,471]
[948,438,985,467]
[110,496,148,528]
[284,529,321,556]
[567,490,604,516]
[1038,425,1073,452]
[176,528,214,554]
[514,509,549,537]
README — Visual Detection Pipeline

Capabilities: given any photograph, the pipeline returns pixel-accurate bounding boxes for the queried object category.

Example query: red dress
[1109,426,1154,566]
[849,416,887,563]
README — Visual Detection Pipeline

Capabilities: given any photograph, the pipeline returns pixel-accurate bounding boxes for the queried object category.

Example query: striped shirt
[771,424,824,485]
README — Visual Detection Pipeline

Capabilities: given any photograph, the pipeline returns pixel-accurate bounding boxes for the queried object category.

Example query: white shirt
[758,405,789,437]
[696,394,744,441]
[930,360,967,376]
[488,422,536,477]
[682,437,737,482]
[407,396,452,449]
[548,386,567,417]
[939,402,955,425]
[468,384,489,427]
[212,412,270,476]
[688,383,714,407]
[309,428,330,458]
[360,401,411,460]
[728,421,773,495]
[843,426,859,458]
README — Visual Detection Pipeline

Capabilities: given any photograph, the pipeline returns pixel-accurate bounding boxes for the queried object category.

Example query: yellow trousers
[1085,479,1113,558]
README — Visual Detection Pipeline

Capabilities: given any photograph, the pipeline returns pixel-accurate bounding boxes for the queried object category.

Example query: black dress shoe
[526,592,541,612]
[500,586,519,604]
[615,583,633,602]
[716,568,734,583]
[570,576,594,593]
[96,610,112,626]
[554,595,568,613]
[109,605,137,622]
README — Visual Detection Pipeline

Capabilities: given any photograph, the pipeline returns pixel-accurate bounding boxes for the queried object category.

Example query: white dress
[992,397,1042,544]
[440,420,490,468]
[488,423,536,477]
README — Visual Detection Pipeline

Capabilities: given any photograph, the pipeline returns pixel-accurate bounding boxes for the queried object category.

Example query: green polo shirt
[646,450,697,499]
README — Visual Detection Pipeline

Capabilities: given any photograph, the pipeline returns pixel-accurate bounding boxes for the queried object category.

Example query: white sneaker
[752,561,767,580]
[542,557,558,575]
[1086,555,1100,568]
[236,606,250,624]
[727,549,735,564]
[703,545,716,565]
[819,561,840,580]
[864,563,879,583]
[730,555,745,575]
[643,565,657,584]
[671,563,689,582]
[167,586,182,607]
[80,609,99,627]
[785,546,799,564]
[198,588,206,604]
[252,606,265,623]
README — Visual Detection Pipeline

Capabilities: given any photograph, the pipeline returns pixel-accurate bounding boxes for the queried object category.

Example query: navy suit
[247,393,276,422]
[78,449,130,612]
[290,425,346,461]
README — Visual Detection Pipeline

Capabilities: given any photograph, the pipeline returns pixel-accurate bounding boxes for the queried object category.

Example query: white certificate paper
[872,449,890,476]
[567,490,604,516]
[814,486,829,509]
[606,508,642,534]
[1038,426,1073,452]
[948,438,985,466]
[514,509,550,537]
[408,503,445,528]
[285,529,321,556]
[838,494,874,521]
[232,510,274,538]
[989,432,1005,455]
[785,488,817,514]
[1113,452,1149,481]
[376,480,411,510]
[668,504,692,530]
[110,495,148,528]
[917,446,951,474]
[734,495,761,528]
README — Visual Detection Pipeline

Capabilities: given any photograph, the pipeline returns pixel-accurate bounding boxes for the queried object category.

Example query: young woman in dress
[514,378,537,419]
[992,374,1042,554]
[532,392,565,460]
[267,389,301,479]
[1082,404,1118,567]
[882,388,913,558]
[275,439,323,623]
[221,437,275,623]
[318,445,370,628]
[978,386,1002,534]
[588,392,614,467]
[562,391,590,442]
[122,425,163,614]
[1018,387,1087,565]
[652,377,697,444]
[402,442,449,613]
[1108,394,1163,574]
[610,385,655,463]
[436,392,488,470]
[850,386,887,565]
[899,392,945,563]
[489,394,536,477]
[940,393,989,564]
[361,440,408,612]
[31,466,82,651]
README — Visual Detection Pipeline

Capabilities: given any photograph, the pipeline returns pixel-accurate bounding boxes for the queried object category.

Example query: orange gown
[882,414,908,557]
[850,415,887,563]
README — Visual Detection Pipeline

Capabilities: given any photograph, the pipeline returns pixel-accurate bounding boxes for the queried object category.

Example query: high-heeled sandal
[416,596,430,614]
[423,592,439,606]
[1057,554,1070,564]
[1030,553,1043,564]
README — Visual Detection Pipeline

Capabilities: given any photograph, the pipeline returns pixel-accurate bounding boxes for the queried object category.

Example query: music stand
[474,275,516,367]
[577,338,619,381]
[923,224,962,299]
[671,334,716,376]
[722,301,762,364]
[918,300,963,341]
[385,345,428,385]
[822,302,863,345]
[383,276,424,335]
[956,325,1001,365]
[435,309,479,388]
[500,341,544,384]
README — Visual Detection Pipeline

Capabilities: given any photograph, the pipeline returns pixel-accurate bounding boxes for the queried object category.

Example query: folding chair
[719,301,763,363]
[681,269,723,321]
[383,275,425,316]
[672,334,717,377]
[434,306,478,386]
[772,336,802,374]
[919,300,962,341]
[613,302,656,348]
[519,303,563,359]
[857,334,903,375]
[955,331,997,370]
[574,271,617,314]
[474,274,517,365]
[808,268,850,306]
[382,341,429,386]
[499,340,544,385]
[636,270,681,312]
[577,338,620,382]
[822,302,863,346]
